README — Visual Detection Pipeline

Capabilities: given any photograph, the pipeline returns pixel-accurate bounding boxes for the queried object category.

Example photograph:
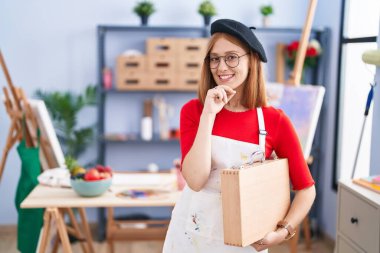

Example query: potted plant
[198,0,217,26]
[260,4,273,27]
[133,0,156,26]
[35,85,97,166]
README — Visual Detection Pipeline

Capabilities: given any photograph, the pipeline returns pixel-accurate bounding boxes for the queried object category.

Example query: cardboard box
[221,159,290,247]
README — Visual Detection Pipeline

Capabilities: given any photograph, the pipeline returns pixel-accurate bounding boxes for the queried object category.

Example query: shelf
[98,25,209,33]
[108,219,170,241]
[102,134,179,144]
[97,24,326,34]
[101,88,197,94]
[96,26,209,240]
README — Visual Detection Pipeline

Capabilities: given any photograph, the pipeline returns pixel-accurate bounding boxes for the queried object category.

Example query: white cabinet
[336,180,380,253]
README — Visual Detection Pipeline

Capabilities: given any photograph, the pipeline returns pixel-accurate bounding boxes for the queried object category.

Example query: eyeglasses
[207,53,249,69]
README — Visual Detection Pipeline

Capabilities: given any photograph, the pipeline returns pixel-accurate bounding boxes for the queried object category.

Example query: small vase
[203,15,211,26]
[140,15,149,26]
[262,16,270,27]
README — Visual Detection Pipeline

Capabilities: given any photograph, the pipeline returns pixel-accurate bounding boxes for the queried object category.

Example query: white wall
[0,0,339,237]
[313,0,342,240]
[370,26,380,175]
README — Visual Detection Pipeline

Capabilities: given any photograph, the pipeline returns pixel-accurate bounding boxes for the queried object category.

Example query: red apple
[104,166,112,173]
[84,168,100,181]
[96,164,105,172]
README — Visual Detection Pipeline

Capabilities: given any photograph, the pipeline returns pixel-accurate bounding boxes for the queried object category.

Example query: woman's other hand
[203,85,236,114]
[251,228,288,251]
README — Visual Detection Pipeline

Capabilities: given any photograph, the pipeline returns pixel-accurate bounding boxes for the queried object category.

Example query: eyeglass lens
[209,53,246,69]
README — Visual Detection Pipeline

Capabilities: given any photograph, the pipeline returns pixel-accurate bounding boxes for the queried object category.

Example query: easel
[274,0,318,252]
[0,50,95,253]
[39,207,95,253]
[0,50,61,178]
[0,52,37,181]
[276,0,318,86]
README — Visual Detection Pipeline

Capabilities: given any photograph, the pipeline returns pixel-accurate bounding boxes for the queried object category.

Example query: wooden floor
[0,226,335,253]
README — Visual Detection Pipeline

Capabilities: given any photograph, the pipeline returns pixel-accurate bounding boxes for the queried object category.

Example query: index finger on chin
[218,85,236,94]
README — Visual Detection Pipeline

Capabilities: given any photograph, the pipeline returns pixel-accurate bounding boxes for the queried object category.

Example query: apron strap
[257,107,266,156]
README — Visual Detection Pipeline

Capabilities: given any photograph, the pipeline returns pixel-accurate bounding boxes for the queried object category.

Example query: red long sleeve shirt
[180,99,314,190]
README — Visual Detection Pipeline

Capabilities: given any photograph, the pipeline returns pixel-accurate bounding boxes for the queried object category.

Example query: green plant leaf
[198,0,217,16]
[65,156,79,172]
[133,1,156,16]
[260,5,273,16]
[72,127,94,157]
[35,84,97,160]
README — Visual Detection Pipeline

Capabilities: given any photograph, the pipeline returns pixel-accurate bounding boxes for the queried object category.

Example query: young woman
[163,19,316,253]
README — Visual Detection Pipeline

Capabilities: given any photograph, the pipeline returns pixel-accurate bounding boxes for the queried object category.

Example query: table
[21,173,180,253]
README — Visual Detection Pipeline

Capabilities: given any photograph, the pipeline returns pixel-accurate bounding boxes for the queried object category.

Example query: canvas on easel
[266,83,325,160]
[29,99,66,170]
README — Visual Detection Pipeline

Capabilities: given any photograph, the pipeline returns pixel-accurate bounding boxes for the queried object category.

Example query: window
[333,0,379,189]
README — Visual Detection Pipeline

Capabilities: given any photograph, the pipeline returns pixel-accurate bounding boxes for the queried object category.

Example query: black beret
[210,19,267,63]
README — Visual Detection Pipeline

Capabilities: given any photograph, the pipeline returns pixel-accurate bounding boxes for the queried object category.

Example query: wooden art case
[221,158,291,247]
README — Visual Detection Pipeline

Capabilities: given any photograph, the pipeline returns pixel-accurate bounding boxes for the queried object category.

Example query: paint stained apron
[163,108,268,253]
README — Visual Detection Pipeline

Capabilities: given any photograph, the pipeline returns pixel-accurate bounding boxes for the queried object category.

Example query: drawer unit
[116,71,148,91]
[336,180,380,253]
[336,235,365,253]
[177,38,208,58]
[147,55,177,73]
[177,70,201,91]
[116,55,146,72]
[146,38,178,57]
[339,187,379,252]
[147,70,177,90]
[177,57,204,72]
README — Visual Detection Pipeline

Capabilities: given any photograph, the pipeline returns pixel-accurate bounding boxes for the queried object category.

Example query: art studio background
[1,0,380,248]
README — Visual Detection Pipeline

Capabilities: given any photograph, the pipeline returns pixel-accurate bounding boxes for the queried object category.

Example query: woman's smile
[217,73,235,82]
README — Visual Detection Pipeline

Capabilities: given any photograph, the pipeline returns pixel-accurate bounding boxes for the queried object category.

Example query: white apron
[163,108,268,253]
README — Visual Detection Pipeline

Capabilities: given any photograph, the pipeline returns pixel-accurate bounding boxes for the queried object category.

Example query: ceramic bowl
[71,178,112,197]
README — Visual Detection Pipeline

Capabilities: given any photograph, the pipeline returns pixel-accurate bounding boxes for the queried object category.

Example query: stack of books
[353,175,380,194]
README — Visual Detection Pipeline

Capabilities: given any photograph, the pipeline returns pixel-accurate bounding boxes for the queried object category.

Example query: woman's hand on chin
[203,85,236,114]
